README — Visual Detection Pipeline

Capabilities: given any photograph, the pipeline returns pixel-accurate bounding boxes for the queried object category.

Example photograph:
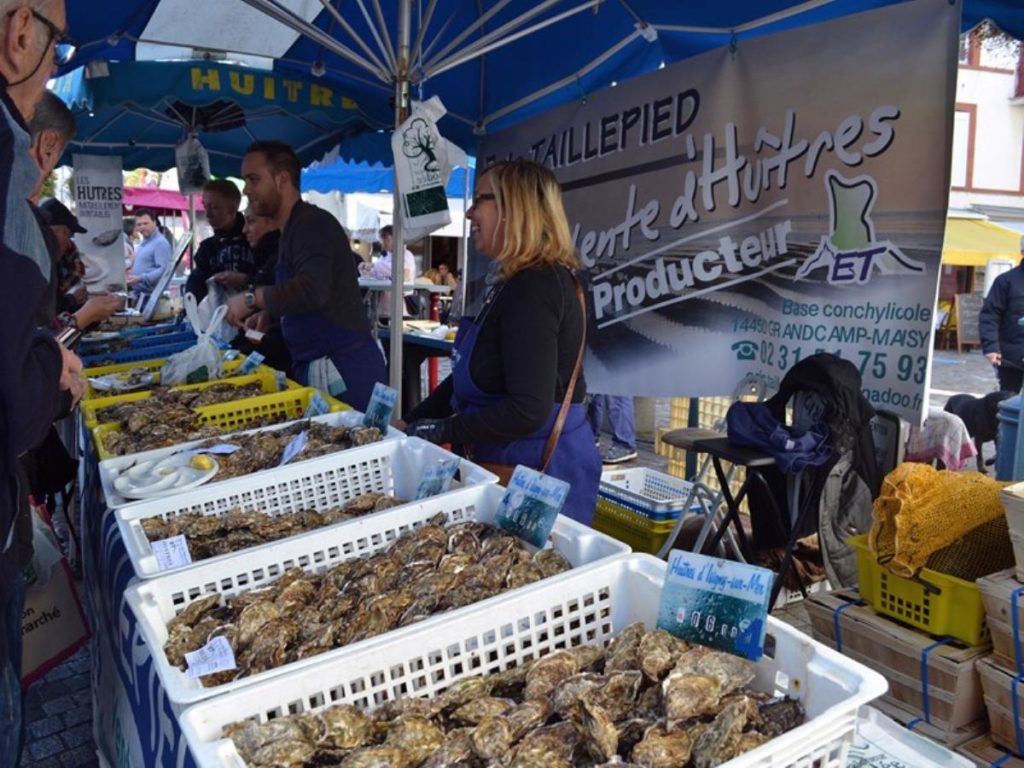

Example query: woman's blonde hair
[482,159,580,277]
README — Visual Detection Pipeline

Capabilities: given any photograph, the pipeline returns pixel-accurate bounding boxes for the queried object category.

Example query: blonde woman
[404,160,601,525]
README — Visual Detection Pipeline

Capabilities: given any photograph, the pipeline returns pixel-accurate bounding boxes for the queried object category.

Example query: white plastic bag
[176,135,211,195]
[197,277,238,344]
[26,504,63,589]
[160,293,227,385]
[391,96,469,242]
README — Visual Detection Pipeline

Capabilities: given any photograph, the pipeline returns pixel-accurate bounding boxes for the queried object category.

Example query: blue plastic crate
[79,340,196,367]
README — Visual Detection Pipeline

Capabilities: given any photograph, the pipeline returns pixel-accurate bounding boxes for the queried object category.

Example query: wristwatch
[244,291,256,309]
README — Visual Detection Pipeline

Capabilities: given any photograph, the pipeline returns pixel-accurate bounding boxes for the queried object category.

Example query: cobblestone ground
[19,349,997,767]
[20,639,98,767]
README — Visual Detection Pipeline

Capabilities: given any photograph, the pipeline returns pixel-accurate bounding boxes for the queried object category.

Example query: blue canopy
[62,1,1024,154]
[302,157,474,196]
[52,59,380,175]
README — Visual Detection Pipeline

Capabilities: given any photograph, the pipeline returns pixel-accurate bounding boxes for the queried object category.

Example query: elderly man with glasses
[0,0,77,760]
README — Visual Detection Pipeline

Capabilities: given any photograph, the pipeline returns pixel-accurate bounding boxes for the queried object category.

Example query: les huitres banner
[477,0,958,422]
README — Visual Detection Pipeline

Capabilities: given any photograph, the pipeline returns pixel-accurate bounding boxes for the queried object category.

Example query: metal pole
[187,192,196,298]
[390,0,411,408]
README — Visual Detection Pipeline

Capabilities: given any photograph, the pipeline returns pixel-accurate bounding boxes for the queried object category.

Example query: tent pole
[188,192,196,281]
[390,0,412,412]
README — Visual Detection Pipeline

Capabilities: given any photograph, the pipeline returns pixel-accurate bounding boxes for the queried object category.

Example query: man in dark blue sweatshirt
[980,237,1024,393]
[0,1,84,759]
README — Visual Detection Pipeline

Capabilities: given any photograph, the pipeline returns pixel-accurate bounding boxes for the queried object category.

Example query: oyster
[691,697,758,768]
[469,715,513,760]
[338,746,407,767]
[577,694,618,763]
[551,673,605,716]
[524,650,579,700]
[532,548,572,578]
[631,723,694,768]
[637,629,690,681]
[421,727,474,768]
[606,622,646,673]
[509,721,578,767]
[383,715,444,765]
[662,672,721,722]
[757,697,805,738]
[450,696,517,726]
[315,704,374,749]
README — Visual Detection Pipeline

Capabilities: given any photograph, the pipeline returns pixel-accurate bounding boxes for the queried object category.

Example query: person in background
[403,159,601,525]
[588,394,638,464]
[127,208,170,297]
[981,235,1024,393]
[38,199,120,328]
[225,141,385,411]
[184,179,263,302]
[423,261,458,289]
[365,223,418,319]
[230,207,292,374]
[0,0,84,760]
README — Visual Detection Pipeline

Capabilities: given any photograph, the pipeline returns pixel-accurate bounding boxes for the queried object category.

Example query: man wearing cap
[38,198,121,329]
[981,235,1024,392]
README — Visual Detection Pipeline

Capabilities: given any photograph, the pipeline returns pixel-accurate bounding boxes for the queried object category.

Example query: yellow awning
[943,217,1022,267]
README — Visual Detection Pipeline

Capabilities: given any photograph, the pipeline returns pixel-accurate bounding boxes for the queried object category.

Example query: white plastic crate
[115,437,497,579]
[124,482,629,708]
[599,466,698,521]
[179,553,887,768]
[99,410,404,510]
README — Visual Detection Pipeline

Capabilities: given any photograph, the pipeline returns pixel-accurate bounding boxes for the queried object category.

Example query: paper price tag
[656,550,774,660]
[363,383,398,432]
[279,430,308,466]
[244,329,265,343]
[237,351,265,375]
[184,635,236,679]
[275,371,287,391]
[494,466,568,548]
[222,349,241,361]
[415,457,460,500]
[180,443,241,458]
[304,391,331,419]
[151,534,192,571]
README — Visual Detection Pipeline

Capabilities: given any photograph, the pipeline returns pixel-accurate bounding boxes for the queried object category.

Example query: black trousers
[997,363,1023,394]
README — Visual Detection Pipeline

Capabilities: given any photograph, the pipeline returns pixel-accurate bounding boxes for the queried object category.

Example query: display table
[78,423,197,768]
[378,326,454,411]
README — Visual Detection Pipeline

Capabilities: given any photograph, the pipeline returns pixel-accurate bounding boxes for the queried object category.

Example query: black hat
[39,198,87,234]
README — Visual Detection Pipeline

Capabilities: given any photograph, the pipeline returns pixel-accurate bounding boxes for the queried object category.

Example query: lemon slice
[189,454,215,471]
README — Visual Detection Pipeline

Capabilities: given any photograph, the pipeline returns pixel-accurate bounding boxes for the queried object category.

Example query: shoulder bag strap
[540,273,586,473]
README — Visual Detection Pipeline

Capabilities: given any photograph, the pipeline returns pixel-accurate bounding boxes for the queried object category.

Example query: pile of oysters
[222,624,803,768]
[163,515,572,686]
[141,491,404,561]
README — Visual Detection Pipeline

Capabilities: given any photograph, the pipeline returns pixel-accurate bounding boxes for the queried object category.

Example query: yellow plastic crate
[592,497,677,555]
[81,372,293,429]
[850,534,988,646]
[91,387,348,460]
[83,356,288,400]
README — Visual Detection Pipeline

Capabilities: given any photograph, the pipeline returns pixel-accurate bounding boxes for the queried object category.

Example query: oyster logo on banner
[795,171,925,285]
[476,0,956,421]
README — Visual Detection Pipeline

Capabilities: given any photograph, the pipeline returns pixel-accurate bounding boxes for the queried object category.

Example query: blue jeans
[588,395,636,449]
[0,562,25,762]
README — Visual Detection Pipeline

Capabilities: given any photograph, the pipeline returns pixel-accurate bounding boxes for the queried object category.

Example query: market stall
[33,2,1024,767]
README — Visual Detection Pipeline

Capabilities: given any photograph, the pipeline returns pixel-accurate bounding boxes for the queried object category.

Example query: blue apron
[451,285,601,526]
[275,261,386,412]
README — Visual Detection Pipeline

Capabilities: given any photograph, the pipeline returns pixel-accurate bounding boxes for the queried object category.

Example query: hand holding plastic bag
[160,293,228,385]
[197,277,238,344]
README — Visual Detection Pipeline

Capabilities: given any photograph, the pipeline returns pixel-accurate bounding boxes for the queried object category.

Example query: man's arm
[980,277,1008,355]
[184,240,213,301]
[262,223,335,319]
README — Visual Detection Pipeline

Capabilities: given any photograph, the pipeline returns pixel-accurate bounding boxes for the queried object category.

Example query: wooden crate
[959,734,1024,767]
[805,589,990,744]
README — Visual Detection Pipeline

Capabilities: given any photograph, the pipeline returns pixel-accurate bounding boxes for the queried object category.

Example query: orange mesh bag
[868,462,1006,577]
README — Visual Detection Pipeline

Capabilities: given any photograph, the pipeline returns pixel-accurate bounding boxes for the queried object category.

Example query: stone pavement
[19,348,1000,767]
[20,640,98,768]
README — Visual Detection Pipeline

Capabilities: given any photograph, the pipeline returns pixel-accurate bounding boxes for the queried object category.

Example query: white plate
[112,455,218,500]
[89,371,155,393]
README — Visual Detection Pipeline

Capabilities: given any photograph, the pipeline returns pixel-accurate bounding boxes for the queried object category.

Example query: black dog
[944,390,1016,473]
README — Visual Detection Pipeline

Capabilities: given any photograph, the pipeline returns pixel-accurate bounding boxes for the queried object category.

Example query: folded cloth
[726,401,832,473]
[306,356,347,398]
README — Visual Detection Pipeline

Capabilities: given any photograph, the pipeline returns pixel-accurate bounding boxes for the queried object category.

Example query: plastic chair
[656,373,773,560]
